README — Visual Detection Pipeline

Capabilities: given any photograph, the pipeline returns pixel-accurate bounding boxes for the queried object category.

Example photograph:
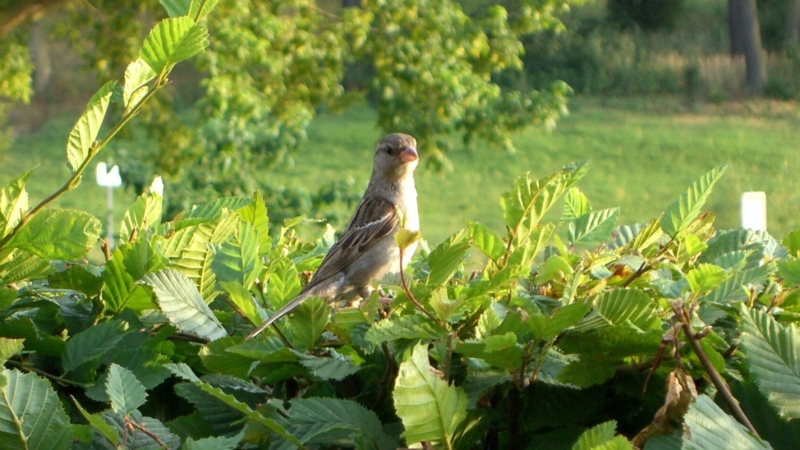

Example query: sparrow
[246,133,420,340]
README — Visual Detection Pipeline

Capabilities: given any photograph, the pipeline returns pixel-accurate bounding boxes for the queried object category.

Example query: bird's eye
[384,147,393,155]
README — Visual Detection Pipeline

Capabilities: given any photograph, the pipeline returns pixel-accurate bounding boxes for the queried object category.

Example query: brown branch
[126,417,167,447]
[0,0,74,39]
[671,301,759,436]
[398,247,441,326]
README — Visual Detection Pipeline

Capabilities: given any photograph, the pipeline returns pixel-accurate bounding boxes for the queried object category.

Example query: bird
[245,133,420,340]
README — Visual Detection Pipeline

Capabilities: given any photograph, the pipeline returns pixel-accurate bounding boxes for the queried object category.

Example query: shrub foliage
[2,2,800,450]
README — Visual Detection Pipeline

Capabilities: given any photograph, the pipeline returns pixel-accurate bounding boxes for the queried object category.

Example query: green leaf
[6,208,101,260]
[62,320,127,373]
[140,17,209,75]
[0,369,72,450]
[562,187,591,222]
[698,264,771,304]
[102,244,158,313]
[783,229,800,257]
[426,228,470,287]
[295,349,361,381]
[739,308,800,420]
[574,288,659,332]
[569,208,620,245]
[73,396,120,445]
[160,0,220,19]
[266,259,302,309]
[218,281,262,327]
[628,218,664,252]
[106,364,148,415]
[685,263,727,294]
[0,338,23,366]
[366,315,447,345]
[528,302,590,341]
[235,191,270,254]
[779,259,800,288]
[143,269,227,341]
[683,395,770,449]
[120,193,162,242]
[393,343,468,448]
[660,165,726,237]
[122,58,155,111]
[501,161,589,244]
[287,296,330,349]
[277,397,398,449]
[572,420,631,450]
[467,221,506,262]
[0,250,52,286]
[211,221,262,289]
[395,228,423,252]
[66,81,115,174]
[182,433,242,450]
[0,169,34,238]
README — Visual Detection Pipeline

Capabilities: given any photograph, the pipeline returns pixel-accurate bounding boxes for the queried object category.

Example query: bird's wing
[304,195,399,290]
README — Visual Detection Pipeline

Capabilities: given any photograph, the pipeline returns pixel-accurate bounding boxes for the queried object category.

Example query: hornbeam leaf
[740,308,800,420]
[0,369,72,449]
[66,82,115,174]
[143,269,227,341]
[106,364,147,415]
[683,395,770,449]
[6,208,101,260]
[140,17,208,75]
[661,165,726,237]
[393,343,467,447]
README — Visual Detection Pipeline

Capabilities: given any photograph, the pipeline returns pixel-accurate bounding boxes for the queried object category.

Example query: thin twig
[398,248,441,326]
[126,417,167,447]
[443,333,454,381]
[6,360,90,388]
[671,301,759,436]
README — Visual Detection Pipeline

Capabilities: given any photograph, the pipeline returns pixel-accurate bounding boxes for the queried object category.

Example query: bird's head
[372,133,418,180]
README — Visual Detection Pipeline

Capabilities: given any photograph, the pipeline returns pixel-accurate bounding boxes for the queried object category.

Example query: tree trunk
[788,0,800,47]
[728,0,767,93]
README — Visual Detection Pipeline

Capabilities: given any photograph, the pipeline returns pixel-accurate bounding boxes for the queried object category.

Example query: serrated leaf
[160,0,219,19]
[558,355,619,388]
[122,58,155,111]
[393,343,467,447]
[0,369,72,449]
[102,244,158,313]
[683,395,771,449]
[62,320,127,373]
[426,228,470,287]
[739,308,800,420]
[277,398,397,449]
[783,229,800,257]
[501,161,589,244]
[287,296,330,349]
[395,228,423,252]
[366,315,447,345]
[0,250,52,286]
[0,169,34,238]
[165,362,202,383]
[572,420,632,450]
[143,269,227,341]
[698,264,771,304]
[629,218,664,252]
[218,281,262,327]
[6,208,101,260]
[100,410,180,449]
[182,432,242,450]
[779,259,800,288]
[661,165,726,237]
[528,301,590,341]
[66,81,115,174]
[120,193,162,242]
[212,221,261,289]
[266,259,302,309]
[296,349,360,381]
[562,187,591,222]
[685,264,727,294]
[467,221,506,262]
[0,339,23,366]
[106,364,147,415]
[235,191,270,254]
[73,396,120,444]
[574,288,659,332]
[569,208,620,246]
[140,17,209,75]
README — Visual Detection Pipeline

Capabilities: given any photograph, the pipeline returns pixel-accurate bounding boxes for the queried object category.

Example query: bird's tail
[245,290,313,340]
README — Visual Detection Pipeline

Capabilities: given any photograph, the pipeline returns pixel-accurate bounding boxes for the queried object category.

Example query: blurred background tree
[0,0,576,222]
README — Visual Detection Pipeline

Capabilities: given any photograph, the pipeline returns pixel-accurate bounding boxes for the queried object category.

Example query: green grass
[3,96,800,249]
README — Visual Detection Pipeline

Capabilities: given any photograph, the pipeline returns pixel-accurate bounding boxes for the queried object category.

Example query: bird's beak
[399,146,418,163]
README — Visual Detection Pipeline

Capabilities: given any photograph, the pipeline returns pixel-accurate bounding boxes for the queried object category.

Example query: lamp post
[96,162,123,249]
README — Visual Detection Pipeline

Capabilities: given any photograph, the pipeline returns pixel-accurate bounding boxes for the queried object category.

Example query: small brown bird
[246,133,420,340]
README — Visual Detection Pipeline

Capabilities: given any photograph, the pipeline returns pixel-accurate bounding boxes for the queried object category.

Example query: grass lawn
[2,96,799,248]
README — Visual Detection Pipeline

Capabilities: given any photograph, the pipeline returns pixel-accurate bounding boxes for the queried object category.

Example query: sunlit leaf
[6,208,101,260]
[66,82,115,174]
[140,17,209,75]
[106,364,147,415]
[0,369,72,449]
